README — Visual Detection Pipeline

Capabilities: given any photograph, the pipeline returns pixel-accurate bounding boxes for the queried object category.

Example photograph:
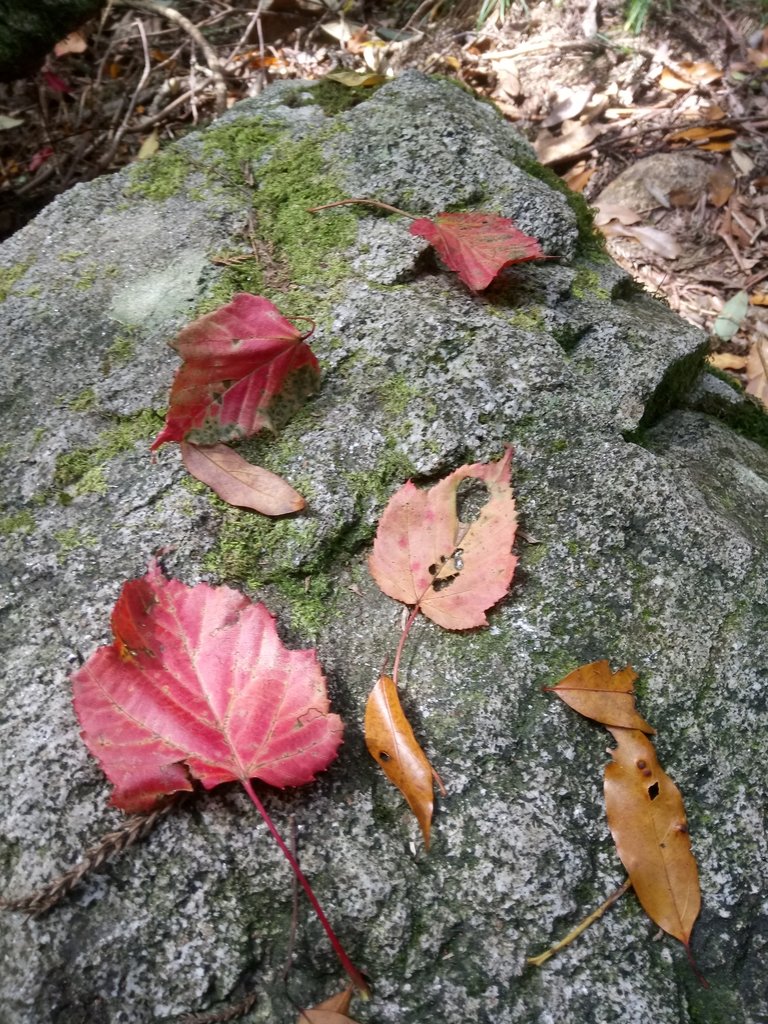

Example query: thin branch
[114,0,227,115]
[308,198,415,219]
[527,878,632,967]
[98,16,153,169]
[0,801,178,916]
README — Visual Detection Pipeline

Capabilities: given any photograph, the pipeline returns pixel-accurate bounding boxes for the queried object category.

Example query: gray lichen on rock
[0,71,767,1024]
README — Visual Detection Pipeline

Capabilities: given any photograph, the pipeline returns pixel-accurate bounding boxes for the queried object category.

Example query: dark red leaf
[409,212,544,291]
[151,293,319,451]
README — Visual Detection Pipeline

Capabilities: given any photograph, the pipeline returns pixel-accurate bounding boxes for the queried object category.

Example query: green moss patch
[54,408,164,501]
[693,370,768,451]
[69,388,97,413]
[102,332,137,374]
[570,266,610,301]
[206,438,414,634]
[125,146,191,201]
[311,78,384,117]
[0,510,34,535]
[201,118,284,181]
[0,261,33,302]
[252,131,359,290]
[627,342,709,439]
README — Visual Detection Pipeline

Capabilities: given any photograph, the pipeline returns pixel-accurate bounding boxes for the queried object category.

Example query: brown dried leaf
[605,728,701,947]
[562,161,596,193]
[365,675,435,847]
[534,122,599,164]
[707,352,748,371]
[298,987,359,1023]
[666,126,735,143]
[54,30,87,56]
[707,167,735,207]
[746,341,768,410]
[547,660,655,733]
[619,224,681,259]
[593,202,642,227]
[542,86,594,128]
[659,61,722,91]
[180,442,304,515]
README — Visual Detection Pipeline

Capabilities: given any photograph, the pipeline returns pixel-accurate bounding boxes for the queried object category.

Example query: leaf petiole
[240,778,370,998]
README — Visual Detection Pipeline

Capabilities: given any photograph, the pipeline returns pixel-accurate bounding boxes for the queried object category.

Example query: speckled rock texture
[1,72,767,1024]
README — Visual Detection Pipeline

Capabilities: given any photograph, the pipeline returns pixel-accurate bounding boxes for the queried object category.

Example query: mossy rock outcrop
[1,73,767,1024]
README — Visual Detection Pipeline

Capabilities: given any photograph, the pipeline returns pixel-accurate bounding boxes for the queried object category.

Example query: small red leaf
[42,69,73,94]
[409,212,544,291]
[180,441,305,515]
[72,559,342,812]
[28,146,54,172]
[151,293,319,451]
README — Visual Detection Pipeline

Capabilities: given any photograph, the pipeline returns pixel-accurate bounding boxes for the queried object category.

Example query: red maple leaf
[71,559,366,991]
[409,212,544,292]
[151,293,319,451]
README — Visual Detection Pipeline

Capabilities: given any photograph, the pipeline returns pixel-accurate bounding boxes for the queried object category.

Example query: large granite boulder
[1,72,766,1024]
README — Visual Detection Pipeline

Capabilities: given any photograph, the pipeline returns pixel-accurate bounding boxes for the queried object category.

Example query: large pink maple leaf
[72,559,342,810]
[151,293,319,450]
[71,559,366,992]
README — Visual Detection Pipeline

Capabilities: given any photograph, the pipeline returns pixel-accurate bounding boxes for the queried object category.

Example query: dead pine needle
[176,991,259,1024]
[0,800,178,916]
[527,878,632,967]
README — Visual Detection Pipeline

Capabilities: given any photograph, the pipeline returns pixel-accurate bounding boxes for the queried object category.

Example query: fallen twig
[114,0,227,115]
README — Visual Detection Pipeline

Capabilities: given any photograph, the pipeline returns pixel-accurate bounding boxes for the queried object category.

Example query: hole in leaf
[432,573,458,592]
[378,751,391,762]
[648,781,660,801]
[456,479,489,524]
[428,563,438,576]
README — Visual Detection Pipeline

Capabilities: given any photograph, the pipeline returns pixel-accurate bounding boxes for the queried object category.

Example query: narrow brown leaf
[364,675,434,847]
[298,1012,357,1024]
[604,728,701,947]
[547,661,655,733]
[746,340,768,410]
[181,442,304,515]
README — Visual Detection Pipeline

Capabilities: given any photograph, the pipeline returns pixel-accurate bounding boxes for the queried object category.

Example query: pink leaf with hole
[368,447,518,629]
[409,212,544,291]
[151,293,319,451]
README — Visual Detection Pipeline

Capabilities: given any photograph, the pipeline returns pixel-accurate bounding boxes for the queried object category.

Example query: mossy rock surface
[0,72,767,1024]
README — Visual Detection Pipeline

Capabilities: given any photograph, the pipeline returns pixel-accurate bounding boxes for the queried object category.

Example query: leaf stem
[307,197,416,219]
[392,603,422,687]
[240,778,370,997]
[526,878,632,967]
